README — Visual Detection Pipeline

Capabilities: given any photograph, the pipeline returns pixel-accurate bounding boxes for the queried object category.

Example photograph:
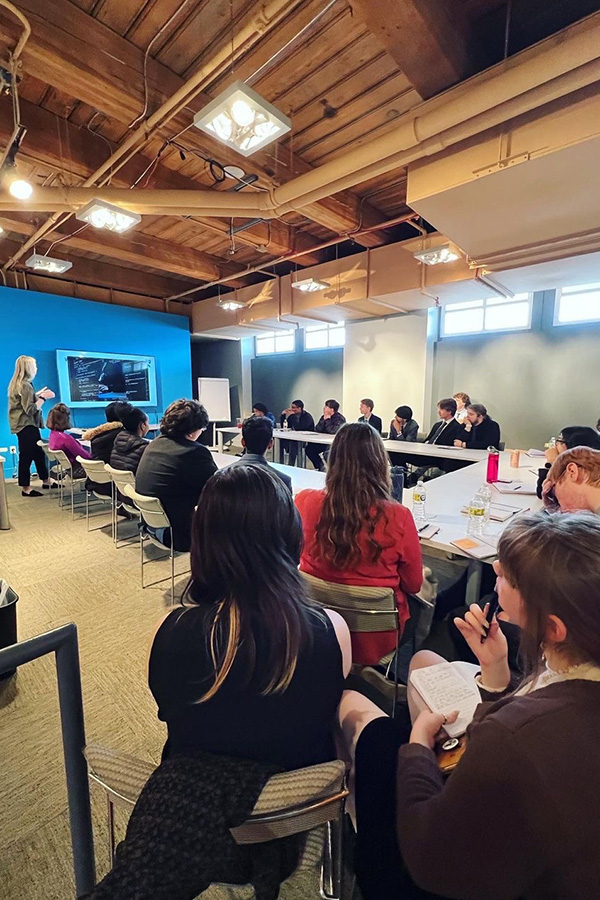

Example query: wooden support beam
[348,0,484,99]
[0,233,194,302]
[0,0,389,245]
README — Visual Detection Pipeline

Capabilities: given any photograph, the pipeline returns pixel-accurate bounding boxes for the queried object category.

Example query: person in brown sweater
[341,511,600,900]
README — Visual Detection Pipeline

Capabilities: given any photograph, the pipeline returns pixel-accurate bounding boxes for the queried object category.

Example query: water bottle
[467,491,486,536]
[486,447,500,483]
[412,480,427,524]
[283,418,289,431]
[479,483,492,522]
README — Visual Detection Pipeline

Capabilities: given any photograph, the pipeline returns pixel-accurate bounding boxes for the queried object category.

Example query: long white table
[211,451,325,495]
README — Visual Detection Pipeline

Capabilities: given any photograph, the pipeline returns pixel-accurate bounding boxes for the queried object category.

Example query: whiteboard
[197,377,231,422]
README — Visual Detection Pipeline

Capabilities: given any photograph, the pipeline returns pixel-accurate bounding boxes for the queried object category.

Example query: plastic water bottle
[478,483,492,522]
[467,491,486,536]
[412,480,427,525]
[283,418,289,431]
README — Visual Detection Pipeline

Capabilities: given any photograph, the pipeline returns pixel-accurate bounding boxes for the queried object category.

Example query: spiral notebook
[410,662,481,738]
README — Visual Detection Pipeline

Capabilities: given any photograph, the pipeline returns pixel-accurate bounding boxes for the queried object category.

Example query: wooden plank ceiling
[0,0,596,309]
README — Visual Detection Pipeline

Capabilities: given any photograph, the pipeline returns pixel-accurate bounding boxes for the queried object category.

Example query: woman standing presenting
[8,355,55,496]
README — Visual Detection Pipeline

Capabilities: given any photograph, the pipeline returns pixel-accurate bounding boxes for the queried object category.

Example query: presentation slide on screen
[56,350,157,408]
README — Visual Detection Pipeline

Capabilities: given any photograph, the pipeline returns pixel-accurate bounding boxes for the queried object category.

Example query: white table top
[413,455,541,559]
[211,452,325,495]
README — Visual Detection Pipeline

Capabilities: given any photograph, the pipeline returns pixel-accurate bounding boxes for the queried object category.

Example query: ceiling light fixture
[26,252,73,274]
[217,297,246,312]
[291,277,331,293]
[6,171,33,199]
[194,80,291,157]
[413,243,460,266]
[76,199,141,234]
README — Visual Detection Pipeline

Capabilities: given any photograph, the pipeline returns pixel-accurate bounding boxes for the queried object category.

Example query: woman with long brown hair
[149,463,351,769]
[295,421,422,665]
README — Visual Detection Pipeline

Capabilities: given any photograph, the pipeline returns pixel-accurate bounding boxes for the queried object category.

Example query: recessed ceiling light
[291,277,331,293]
[26,253,73,274]
[194,80,291,157]
[413,243,460,266]
[76,199,141,234]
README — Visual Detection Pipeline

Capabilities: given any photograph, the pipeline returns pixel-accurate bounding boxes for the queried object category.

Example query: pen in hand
[480,591,500,643]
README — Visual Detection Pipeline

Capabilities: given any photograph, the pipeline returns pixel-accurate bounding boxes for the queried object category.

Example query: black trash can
[0,580,18,680]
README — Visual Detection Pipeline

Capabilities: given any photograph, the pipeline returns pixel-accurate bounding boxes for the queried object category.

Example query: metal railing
[0,624,96,897]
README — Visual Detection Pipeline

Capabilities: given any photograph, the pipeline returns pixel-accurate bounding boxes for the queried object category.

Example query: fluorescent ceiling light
[217,297,246,311]
[26,253,72,274]
[291,277,331,293]
[413,243,460,266]
[76,199,141,234]
[194,80,291,158]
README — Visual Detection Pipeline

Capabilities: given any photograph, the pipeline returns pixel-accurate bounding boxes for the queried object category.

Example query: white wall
[343,314,429,432]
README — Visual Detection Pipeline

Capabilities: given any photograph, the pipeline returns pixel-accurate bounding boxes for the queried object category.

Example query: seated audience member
[341,512,600,900]
[453,391,470,424]
[251,401,276,425]
[296,422,422,665]
[229,415,292,492]
[454,402,501,450]
[543,446,600,513]
[110,406,150,474]
[423,398,463,446]
[536,426,600,497]
[135,399,217,552]
[305,399,346,472]
[388,405,419,442]
[82,400,132,463]
[358,399,382,434]
[149,464,350,769]
[47,402,91,478]
[279,399,315,465]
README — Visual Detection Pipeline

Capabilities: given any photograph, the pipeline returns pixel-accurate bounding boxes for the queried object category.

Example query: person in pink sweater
[47,403,92,478]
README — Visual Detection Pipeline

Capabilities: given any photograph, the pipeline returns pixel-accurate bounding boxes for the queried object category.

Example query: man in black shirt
[406,398,464,485]
[279,399,315,465]
[455,403,501,450]
[231,415,292,492]
[306,399,346,472]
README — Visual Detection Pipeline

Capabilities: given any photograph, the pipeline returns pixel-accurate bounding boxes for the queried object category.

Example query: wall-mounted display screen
[56,349,157,408]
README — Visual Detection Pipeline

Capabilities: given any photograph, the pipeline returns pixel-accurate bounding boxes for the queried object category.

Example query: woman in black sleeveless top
[149,464,350,771]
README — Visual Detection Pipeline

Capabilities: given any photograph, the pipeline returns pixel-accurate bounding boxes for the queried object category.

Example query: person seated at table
[406,399,464,486]
[82,400,133,463]
[454,402,501,450]
[388,405,419,442]
[453,391,471,424]
[47,402,92,479]
[229,414,292,493]
[542,446,600,514]
[149,464,350,769]
[279,399,315,465]
[340,511,600,900]
[305,399,346,472]
[110,406,150,475]
[296,422,422,665]
[358,398,382,434]
[536,426,600,498]
[251,401,276,425]
[135,399,217,552]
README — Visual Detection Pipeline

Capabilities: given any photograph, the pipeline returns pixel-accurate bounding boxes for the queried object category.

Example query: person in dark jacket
[252,401,276,426]
[358,398,382,434]
[388,405,419,443]
[536,426,600,498]
[279,399,315,465]
[305,400,346,472]
[83,400,133,463]
[406,399,464,486]
[230,415,292,492]
[110,407,150,474]
[454,402,501,450]
[135,399,217,552]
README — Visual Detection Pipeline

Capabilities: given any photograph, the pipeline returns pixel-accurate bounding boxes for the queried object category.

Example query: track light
[413,243,460,266]
[194,81,291,157]
[26,252,72,274]
[76,199,141,234]
[291,277,330,293]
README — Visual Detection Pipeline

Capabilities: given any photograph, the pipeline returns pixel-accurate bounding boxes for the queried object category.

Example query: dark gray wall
[431,290,600,449]
[251,330,343,422]
[191,337,243,424]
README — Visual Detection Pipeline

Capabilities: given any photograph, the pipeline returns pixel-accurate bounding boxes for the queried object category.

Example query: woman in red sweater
[295,422,422,665]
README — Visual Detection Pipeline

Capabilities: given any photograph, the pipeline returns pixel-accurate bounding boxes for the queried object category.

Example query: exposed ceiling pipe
[1,0,305,272]
[0,0,31,62]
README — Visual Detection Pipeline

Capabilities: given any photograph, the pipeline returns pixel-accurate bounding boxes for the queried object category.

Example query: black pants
[17,425,48,487]
[305,442,328,471]
[279,439,299,466]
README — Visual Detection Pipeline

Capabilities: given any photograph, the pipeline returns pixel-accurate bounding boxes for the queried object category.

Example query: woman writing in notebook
[341,511,600,899]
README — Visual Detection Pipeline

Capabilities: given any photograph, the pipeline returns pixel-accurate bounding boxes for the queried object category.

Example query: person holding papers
[340,511,600,899]
[8,354,56,496]
[454,402,501,450]
[279,399,315,465]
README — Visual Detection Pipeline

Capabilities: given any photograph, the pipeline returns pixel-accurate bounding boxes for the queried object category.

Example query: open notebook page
[410,662,481,738]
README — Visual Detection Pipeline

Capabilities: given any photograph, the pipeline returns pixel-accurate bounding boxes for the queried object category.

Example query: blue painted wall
[0,286,192,453]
